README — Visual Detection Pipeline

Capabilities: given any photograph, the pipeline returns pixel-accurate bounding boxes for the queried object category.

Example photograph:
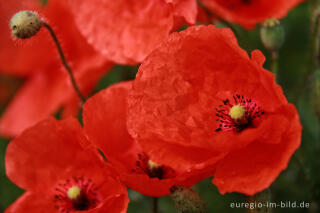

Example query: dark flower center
[216,0,252,9]
[132,153,176,180]
[53,176,101,213]
[215,94,264,133]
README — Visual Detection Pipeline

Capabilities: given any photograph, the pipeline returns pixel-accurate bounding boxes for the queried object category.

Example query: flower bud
[170,186,207,213]
[10,11,42,39]
[260,18,285,51]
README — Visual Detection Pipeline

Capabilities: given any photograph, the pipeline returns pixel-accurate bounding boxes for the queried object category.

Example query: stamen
[148,160,160,170]
[229,105,245,119]
[67,186,81,200]
[132,153,176,180]
[53,177,100,213]
[215,94,264,133]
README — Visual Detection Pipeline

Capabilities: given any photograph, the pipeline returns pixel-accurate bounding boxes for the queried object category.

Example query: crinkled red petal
[6,188,128,213]
[66,0,174,64]
[5,118,115,191]
[83,81,214,196]
[212,104,302,195]
[128,25,289,168]
[5,192,54,213]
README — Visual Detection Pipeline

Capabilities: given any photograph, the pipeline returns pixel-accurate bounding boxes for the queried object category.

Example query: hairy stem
[271,51,279,81]
[42,22,86,103]
[153,197,158,213]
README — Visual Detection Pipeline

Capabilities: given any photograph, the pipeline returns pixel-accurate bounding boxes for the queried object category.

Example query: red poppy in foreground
[127,25,302,195]
[201,0,304,29]
[5,118,128,213]
[83,81,213,197]
[0,0,112,137]
[65,0,197,64]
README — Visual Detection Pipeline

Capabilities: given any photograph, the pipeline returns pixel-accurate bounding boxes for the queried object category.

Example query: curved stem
[42,22,86,103]
[153,197,158,213]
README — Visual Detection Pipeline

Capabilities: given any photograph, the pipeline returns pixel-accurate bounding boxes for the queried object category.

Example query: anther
[229,104,245,120]
[148,160,160,171]
[67,186,81,200]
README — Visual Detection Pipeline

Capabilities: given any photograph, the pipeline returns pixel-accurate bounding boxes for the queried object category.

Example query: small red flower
[201,0,304,28]
[83,81,212,197]
[0,0,112,137]
[127,25,302,195]
[65,0,197,64]
[5,117,128,213]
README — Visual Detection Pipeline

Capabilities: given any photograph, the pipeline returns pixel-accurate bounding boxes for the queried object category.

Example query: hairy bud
[10,11,42,39]
[170,186,207,213]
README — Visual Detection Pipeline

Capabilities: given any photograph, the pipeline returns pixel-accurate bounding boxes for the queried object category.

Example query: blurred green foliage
[0,1,319,213]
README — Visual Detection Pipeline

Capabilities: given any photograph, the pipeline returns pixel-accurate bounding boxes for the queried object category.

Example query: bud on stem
[260,18,284,80]
[10,10,86,103]
[170,186,207,213]
[260,18,285,52]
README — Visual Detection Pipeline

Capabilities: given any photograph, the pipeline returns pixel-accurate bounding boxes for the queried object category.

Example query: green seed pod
[260,18,285,51]
[10,11,42,39]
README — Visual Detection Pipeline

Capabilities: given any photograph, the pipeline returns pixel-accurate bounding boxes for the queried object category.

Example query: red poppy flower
[201,0,304,29]
[65,0,198,64]
[83,81,213,197]
[5,117,129,213]
[0,0,112,137]
[127,25,302,195]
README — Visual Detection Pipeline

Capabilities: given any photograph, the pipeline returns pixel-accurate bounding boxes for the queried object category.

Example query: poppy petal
[66,0,174,64]
[212,105,302,195]
[201,0,304,29]
[5,118,107,190]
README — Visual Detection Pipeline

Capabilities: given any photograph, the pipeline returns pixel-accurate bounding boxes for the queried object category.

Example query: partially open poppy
[127,25,302,195]
[5,117,128,213]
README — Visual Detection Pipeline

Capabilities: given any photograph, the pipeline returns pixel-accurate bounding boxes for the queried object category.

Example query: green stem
[42,22,86,103]
[153,197,158,213]
[271,51,279,81]
[311,1,320,71]
[297,0,320,98]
